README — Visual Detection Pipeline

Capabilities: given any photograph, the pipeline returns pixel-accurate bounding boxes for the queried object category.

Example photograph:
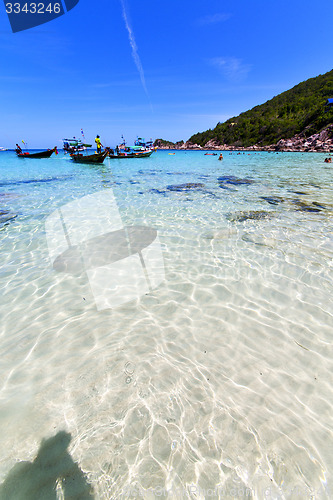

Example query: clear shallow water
[0,150,332,499]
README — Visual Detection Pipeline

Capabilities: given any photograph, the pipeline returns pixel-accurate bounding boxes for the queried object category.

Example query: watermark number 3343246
[2,0,79,32]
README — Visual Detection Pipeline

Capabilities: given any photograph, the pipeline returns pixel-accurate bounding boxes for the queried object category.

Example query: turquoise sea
[0,150,332,499]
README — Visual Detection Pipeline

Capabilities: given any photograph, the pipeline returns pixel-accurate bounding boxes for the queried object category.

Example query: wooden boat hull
[71,152,108,164]
[17,148,55,159]
[109,151,153,159]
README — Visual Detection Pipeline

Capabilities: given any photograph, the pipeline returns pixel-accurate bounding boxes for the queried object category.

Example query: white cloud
[196,13,231,25]
[209,57,251,82]
[120,0,152,109]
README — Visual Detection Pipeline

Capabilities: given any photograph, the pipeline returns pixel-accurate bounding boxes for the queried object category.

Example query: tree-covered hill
[154,139,184,148]
[189,69,333,147]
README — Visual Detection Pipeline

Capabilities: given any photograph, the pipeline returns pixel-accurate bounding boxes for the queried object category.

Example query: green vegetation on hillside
[189,69,333,147]
[154,139,184,148]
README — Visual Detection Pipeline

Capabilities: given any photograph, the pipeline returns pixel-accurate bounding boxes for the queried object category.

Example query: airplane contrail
[120,0,152,109]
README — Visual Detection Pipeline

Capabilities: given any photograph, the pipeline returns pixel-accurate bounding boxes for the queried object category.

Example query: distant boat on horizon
[63,137,92,153]
[133,137,154,151]
[0,147,8,151]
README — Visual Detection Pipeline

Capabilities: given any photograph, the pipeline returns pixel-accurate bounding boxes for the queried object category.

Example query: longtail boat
[63,138,92,153]
[16,147,57,159]
[108,150,153,159]
[70,151,108,164]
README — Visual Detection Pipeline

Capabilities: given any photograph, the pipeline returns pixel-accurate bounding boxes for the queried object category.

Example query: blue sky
[0,0,332,148]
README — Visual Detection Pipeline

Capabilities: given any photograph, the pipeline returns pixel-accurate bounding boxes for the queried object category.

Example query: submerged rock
[138,169,162,175]
[298,206,322,213]
[167,183,205,191]
[150,188,167,196]
[203,228,239,240]
[260,196,285,205]
[0,175,73,187]
[218,175,255,188]
[242,232,277,247]
[312,201,327,209]
[0,210,17,226]
[291,200,323,212]
[0,193,21,200]
[226,210,273,222]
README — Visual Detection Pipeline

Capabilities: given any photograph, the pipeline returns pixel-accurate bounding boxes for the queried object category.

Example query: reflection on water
[0,431,93,500]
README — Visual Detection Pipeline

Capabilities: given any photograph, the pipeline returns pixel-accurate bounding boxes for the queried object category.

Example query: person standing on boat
[15,143,22,154]
[95,135,103,153]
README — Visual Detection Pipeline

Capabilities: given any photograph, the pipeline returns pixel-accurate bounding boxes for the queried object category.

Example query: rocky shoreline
[155,125,333,153]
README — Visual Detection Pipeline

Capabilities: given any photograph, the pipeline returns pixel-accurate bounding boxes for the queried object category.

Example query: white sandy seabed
[0,151,332,499]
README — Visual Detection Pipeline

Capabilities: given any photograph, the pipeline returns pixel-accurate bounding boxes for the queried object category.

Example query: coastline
[156,146,333,153]
[155,124,333,153]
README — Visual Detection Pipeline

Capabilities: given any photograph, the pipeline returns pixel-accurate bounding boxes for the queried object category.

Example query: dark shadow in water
[0,431,94,500]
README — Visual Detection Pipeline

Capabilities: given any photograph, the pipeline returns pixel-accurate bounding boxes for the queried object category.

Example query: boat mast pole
[81,128,87,151]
